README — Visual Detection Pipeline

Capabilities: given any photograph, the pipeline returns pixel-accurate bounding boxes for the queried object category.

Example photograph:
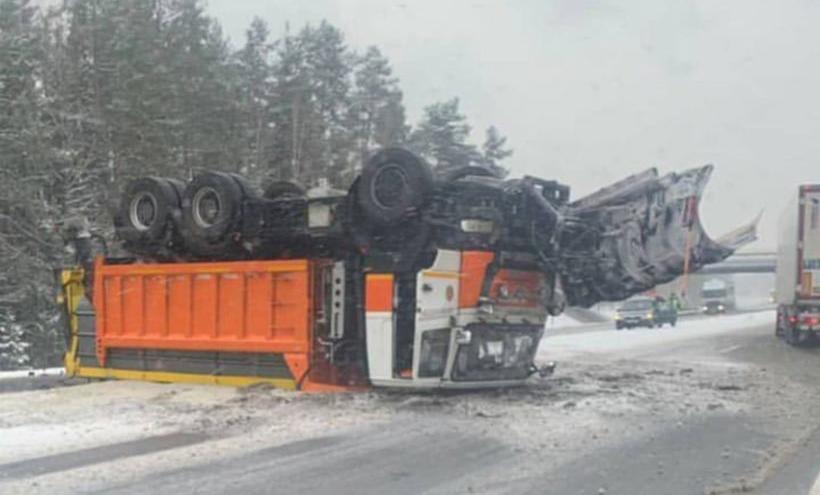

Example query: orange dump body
[92,258,329,385]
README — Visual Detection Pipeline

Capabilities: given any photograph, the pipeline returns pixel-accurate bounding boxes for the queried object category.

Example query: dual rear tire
[180,172,248,256]
[115,177,185,250]
[117,172,256,258]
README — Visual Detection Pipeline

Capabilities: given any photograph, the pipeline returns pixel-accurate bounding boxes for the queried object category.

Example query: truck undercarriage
[61,148,753,390]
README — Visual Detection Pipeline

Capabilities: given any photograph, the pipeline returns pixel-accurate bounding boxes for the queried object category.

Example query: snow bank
[0,367,64,380]
[545,313,584,329]
[538,310,775,360]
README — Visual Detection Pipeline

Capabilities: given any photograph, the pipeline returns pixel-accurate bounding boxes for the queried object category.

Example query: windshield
[702,289,728,298]
[619,300,654,311]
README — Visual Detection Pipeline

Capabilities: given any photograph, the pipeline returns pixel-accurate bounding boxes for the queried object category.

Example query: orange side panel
[94,259,313,365]
[459,251,495,308]
[365,274,393,312]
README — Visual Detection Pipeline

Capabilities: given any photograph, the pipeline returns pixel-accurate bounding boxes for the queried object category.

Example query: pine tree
[159,0,241,173]
[480,125,512,178]
[408,98,480,174]
[0,311,29,369]
[269,21,354,186]
[349,46,406,177]
[235,17,275,178]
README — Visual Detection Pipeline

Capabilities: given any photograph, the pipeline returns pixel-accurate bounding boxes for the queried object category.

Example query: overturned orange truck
[60,148,752,390]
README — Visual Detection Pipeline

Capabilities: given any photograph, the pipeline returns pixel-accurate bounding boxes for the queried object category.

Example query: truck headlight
[455,328,472,345]
[614,314,622,320]
[717,304,724,310]
[646,312,654,319]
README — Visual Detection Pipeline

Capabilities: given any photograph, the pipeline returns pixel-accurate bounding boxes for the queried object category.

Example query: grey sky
[208,0,820,249]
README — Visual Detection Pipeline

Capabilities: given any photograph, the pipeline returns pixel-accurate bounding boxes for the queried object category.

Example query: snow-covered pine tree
[349,46,407,179]
[0,311,30,370]
[235,17,275,181]
[480,125,513,178]
[408,98,481,176]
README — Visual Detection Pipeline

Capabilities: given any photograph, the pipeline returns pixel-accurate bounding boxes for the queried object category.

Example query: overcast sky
[208,0,820,249]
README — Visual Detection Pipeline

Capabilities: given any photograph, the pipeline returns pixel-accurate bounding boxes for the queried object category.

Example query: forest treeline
[0,0,513,368]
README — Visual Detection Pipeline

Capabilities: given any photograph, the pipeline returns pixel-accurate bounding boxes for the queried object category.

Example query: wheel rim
[371,164,408,209]
[192,186,222,228]
[129,192,158,232]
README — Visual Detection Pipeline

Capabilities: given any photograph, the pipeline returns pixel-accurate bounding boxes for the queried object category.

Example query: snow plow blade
[557,164,757,307]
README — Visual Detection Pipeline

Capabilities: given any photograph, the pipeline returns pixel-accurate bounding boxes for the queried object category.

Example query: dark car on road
[615,297,678,329]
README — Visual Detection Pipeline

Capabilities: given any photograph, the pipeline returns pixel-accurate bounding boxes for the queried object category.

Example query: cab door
[413,250,460,380]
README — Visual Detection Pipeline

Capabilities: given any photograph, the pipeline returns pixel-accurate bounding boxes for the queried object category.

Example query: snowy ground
[1,310,818,495]
[540,310,775,361]
[543,313,583,329]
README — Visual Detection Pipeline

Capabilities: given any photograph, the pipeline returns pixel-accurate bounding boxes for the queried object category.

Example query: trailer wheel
[264,180,306,200]
[785,327,801,346]
[357,148,433,225]
[181,172,244,245]
[116,177,182,245]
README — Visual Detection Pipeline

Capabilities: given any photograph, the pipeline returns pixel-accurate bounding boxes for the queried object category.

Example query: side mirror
[529,361,556,378]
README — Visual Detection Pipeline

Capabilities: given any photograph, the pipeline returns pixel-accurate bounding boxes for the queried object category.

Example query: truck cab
[700,278,735,314]
[364,249,550,388]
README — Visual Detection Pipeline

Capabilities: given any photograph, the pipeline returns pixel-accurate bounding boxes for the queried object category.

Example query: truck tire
[116,177,182,245]
[181,172,244,245]
[264,180,306,200]
[356,148,433,226]
[785,327,801,346]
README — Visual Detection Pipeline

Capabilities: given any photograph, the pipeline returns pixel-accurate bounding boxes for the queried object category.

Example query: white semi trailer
[775,184,820,345]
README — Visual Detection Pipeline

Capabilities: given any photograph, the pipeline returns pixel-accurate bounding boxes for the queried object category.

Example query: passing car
[615,297,678,329]
[702,300,727,314]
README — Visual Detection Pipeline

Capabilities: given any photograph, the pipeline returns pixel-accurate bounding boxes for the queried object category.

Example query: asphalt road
[2,311,818,495]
